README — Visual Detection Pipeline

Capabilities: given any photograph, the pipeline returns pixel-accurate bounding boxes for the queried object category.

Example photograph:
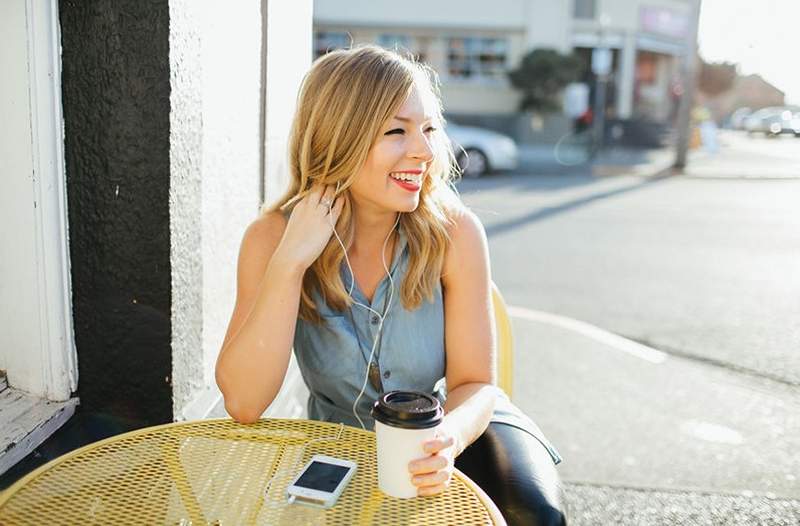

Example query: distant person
[574,107,593,133]
[216,45,566,525]
[692,105,719,153]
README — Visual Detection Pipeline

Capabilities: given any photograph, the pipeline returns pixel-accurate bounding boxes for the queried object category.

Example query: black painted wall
[59,0,172,424]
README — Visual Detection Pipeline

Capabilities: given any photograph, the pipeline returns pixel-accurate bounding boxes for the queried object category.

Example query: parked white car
[446,123,518,178]
[744,107,796,136]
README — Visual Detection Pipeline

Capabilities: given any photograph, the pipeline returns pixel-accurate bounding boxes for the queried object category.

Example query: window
[447,37,508,81]
[574,0,596,19]
[313,31,350,59]
[378,34,411,52]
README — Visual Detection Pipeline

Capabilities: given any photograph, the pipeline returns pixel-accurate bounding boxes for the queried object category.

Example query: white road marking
[507,305,669,364]
[680,420,744,445]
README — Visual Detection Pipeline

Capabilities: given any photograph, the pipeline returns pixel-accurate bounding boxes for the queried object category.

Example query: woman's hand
[408,427,459,497]
[273,185,344,271]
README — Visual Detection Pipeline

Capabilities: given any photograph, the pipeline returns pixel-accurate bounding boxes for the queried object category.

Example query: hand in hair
[273,185,344,271]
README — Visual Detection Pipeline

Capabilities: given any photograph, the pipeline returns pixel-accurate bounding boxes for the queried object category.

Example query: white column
[170,0,301,420]
[263,0,313,205]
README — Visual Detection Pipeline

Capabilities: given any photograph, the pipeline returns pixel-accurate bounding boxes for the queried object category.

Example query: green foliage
[508,48,585,112]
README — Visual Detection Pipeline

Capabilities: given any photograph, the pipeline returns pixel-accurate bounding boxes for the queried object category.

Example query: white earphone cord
[326,186,399,430]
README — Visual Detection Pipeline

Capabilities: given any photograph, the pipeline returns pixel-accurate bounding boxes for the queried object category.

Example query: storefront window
[378,34,427,63]
[447,37,508,81]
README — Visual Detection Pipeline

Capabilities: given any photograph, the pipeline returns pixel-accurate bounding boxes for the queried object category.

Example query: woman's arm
[215,212,301,423]
[439,207,497,453]
[216,186,343,423]
[408,208,497,496]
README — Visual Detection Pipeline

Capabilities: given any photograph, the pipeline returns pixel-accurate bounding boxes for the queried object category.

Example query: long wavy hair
[266,45,462,323]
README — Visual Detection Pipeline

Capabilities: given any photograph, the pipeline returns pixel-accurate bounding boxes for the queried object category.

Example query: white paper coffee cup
[371,391,444,499]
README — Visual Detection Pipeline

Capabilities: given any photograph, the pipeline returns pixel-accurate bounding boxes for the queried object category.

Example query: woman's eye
[385,126,436,136]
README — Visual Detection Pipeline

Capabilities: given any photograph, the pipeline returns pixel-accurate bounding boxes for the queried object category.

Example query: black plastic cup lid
[371,390,443,430]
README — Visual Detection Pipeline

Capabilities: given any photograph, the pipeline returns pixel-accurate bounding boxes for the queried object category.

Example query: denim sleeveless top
[292,226,562,465]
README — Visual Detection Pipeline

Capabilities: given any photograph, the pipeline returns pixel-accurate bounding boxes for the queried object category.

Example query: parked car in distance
[728,107,751,130]
[744,106,799,136]
[785,112,800,137]
[446,123,518,178]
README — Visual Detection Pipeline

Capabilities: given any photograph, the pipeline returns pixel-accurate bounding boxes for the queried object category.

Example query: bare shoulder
[244,210,287,245]
[442,204,490,283]
[446,205,486,242]
[239,210,288,270]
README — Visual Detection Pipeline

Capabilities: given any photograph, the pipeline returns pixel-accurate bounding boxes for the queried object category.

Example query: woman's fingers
[423,436,455,454]
[329,195,345,221]
[408,454,448,475]
[418,482,449,497]
[411,470,449,487]
[310,184,326,206]
[312,184,334,211]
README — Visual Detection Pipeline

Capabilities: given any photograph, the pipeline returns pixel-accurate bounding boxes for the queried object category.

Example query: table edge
[0,417,363,506]
[453,468,508,526]
[2,417,507,526]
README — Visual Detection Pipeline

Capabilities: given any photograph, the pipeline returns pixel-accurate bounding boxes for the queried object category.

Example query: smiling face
[348,84,438,216]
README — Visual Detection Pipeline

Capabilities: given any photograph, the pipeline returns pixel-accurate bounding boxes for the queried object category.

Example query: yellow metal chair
[491,283,514,399]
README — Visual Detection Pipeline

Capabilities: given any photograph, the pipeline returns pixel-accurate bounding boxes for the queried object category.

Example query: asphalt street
[459,131,800,524]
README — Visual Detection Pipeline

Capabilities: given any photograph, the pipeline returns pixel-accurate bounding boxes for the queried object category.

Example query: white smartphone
[286,454,357,509]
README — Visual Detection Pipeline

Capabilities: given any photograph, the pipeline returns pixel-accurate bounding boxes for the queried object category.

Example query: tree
[508,48,584,112]
[698,59,737,97]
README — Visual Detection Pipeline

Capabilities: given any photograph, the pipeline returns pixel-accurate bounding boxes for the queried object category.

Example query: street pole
[592,72,608,158]
[674,0,702,170]
[591,15,612,160]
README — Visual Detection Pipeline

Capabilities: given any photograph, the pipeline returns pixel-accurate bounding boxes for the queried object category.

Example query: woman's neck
[350,206,399,257]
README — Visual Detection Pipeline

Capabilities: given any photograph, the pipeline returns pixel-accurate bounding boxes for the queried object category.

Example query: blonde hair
[266,45,463,322]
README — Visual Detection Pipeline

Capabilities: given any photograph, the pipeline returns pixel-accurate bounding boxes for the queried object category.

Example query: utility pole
[674,0,703,170]
[591,14,612,159]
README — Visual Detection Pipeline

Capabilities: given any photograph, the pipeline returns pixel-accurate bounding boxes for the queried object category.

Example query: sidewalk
[510,312,800,525]
[516,142,676,178]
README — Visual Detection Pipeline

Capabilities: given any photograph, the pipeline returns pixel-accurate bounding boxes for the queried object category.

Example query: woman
[215,45,566,525]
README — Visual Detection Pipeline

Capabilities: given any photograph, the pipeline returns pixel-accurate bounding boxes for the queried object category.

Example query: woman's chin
[397,196,420,213]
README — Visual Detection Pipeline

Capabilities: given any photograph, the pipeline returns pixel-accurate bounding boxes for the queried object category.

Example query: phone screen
[294,461,350,493]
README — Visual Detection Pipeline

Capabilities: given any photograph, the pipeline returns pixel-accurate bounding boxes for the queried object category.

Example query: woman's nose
[409,130,435,162]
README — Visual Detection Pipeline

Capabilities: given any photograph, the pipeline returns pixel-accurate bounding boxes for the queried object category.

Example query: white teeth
[389,172,421,184]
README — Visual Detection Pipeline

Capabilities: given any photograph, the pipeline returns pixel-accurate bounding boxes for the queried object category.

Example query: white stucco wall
[170,0,312,421]
[169,0,263,420]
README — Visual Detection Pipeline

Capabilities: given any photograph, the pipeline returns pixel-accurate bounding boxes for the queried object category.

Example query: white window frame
[19,0,77,400]
[445,36,509,85]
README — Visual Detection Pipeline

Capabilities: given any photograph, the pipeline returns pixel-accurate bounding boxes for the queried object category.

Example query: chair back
[491,283,514,399]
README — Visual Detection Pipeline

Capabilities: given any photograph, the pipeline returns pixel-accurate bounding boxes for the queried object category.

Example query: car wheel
[457,148,489,178]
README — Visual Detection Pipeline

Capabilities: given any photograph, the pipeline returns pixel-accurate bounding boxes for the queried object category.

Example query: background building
[314,0,697,141]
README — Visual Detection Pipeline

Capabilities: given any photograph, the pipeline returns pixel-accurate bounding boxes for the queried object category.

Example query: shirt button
[371,315,380,325]
[383,370,391,379]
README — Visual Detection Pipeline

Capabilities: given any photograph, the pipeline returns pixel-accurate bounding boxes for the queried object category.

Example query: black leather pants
[455,423,568,526]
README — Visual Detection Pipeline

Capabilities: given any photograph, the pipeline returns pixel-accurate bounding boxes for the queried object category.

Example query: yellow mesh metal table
[0,417,505,525]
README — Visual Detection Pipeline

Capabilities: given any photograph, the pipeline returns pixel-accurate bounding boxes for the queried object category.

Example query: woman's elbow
[223,398,264,424]
[216,372,262,423]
